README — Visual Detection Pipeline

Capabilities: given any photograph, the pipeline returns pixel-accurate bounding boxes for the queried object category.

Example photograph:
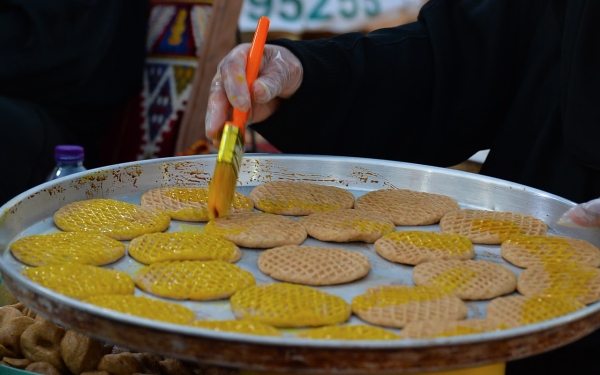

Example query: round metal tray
[1,154,599,374]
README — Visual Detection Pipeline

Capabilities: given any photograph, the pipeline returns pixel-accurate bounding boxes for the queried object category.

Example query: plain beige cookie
[298,209,395,243]
[517,263,600,304]
[413,259,517,300]
[140,186,253,222]
[486,295,585,328]
[203,212,307,248]
[249,181,355,215]
[374,231,474,265]
[53,199,171,241]
[440,209,547,245]
[351,285,467,328]
[258,245,371,286]
[400,319,505,339]
[354,189,460,226]
[501,234,600,268]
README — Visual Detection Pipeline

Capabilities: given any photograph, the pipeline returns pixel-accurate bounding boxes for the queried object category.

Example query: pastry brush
[208,16,270,219]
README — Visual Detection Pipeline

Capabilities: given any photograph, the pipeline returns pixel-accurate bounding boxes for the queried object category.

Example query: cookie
[203,212,307,248]
[140,186,253,222]
[354,189,460,226]
[22,264,134,299]
[134,260,255,301]
[191,320,281,336]
[54,199,171,240]
[374,231,474,265]
[230,283,351,327]
[413,259,517,300]
[257,245,371,286]
[296,325,399,340]
[83,295,195,325]
[298,209,395,243]
[400,319,505,339]
[351,285,467,328]
[128,232,241,264]
[486,295,585,327]
[501,235,600,268]
[517,262,600,304]
[250,181,355,215]
[439,209,547,244]
[10,232,126,266]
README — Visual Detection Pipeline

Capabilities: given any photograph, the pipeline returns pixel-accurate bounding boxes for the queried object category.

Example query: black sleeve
[252,0,546,167]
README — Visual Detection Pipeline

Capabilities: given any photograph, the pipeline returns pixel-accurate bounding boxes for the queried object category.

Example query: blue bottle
[47,145,87,181]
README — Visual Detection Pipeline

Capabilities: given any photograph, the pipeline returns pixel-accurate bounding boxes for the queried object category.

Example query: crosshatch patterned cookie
[354,189,460,226]
[413,259,517,300]
[190,320,281,336]
[440,209,547,245]
[203,212,307,248]
[517,262,600,304]
[351,285,467,328]
[400,319,505,339]
[298,209,395,243]
[134,260,255,301]
[10,232,126,266]
[501,235,600,268]
[128,232,242,264]
[83,295,195,325]
[22,264,134,299]
[374,231,474,265]
[249,181,355,215]
[54,199,171,240]
[296,324,399,340]
[486,295,585,328]
[141,186,253,222]
[230,283,351,327]
[257,245,371,286]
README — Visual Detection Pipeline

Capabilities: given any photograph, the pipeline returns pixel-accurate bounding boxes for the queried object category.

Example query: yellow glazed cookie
[486,295,584,327]
[401,319,505,339]
[501,235,600,268]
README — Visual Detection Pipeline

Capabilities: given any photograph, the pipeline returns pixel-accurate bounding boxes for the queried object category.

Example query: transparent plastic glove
[205,43,303,143]
[558,198,600,228]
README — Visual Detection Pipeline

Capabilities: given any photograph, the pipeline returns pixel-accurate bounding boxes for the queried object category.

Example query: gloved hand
[559,198,600,228]
[205,43,303,143]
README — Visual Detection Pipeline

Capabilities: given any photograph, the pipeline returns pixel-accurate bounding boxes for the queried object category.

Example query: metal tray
[1,154,600,374]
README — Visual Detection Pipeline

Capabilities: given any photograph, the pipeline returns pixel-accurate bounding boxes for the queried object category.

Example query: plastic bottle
[47,145,87,181]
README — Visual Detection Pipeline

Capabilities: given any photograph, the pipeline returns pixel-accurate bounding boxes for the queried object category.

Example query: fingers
[568,199,600,227]
[205,73,230,142]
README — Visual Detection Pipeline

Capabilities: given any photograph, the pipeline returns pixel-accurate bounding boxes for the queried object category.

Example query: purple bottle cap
[55,145,84,162]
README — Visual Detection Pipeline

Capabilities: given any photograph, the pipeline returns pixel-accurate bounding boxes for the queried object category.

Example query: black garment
[252,0,600,373]
[0,0,149,204]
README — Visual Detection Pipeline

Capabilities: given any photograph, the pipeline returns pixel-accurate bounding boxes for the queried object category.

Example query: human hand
[559,198,600,228]
[205,43,303,143]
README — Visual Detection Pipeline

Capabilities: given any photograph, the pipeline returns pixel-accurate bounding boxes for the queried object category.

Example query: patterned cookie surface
[351,285,467,328]
[53,199,171,240]
[191,320,281,336]
[486,295,585,327]
[128,232,241,264]
[230,283,351,327]
[135,260,255,300]
[204,212,307,248]
[250,181,355,215]
[354,189,460,226]
[296,325,399,340]
[413,260,517,300]
[501,235,600,268]
[10,232,126,266]
[374,231,474,265]
[298,209,395,243]
[141,187,253,222]
[517,262,600,304]
[258,245,371,286]
[439,209,547,244]
[401,319,505,339]
[83,295,195,324]
[23,264,134,299]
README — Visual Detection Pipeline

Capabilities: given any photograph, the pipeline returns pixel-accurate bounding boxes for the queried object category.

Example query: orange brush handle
[231,16,270,138]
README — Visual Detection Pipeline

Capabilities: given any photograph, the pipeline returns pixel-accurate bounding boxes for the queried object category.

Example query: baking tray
[1,154,600,374]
